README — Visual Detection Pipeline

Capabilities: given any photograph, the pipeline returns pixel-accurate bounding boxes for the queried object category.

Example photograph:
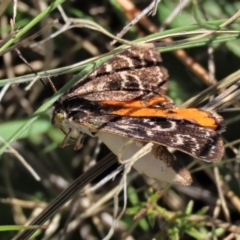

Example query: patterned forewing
[63,47,169,101]
[81,116,223,161]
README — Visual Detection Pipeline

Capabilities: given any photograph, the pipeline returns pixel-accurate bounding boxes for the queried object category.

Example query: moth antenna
[15,48,56,94]
[46,76,57,93]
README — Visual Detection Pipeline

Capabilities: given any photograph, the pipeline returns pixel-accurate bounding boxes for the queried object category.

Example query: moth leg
[74,133,85,150]
[60,128,72,148]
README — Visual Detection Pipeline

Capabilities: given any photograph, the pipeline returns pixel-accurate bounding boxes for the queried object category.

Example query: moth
[51,46,224,185]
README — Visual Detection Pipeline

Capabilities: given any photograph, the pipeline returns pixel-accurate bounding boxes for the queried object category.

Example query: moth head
[51,101,68,128]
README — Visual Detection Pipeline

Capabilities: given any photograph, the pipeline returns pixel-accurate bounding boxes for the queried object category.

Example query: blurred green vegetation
[0,0,240,239]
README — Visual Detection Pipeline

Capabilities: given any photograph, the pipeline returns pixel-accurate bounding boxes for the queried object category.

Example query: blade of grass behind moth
[13,153,118,240]
[181,68,240,108]
[204,81,240,111]
[0,33,18,48]
[0,20,58,57]
[0,0,64,53]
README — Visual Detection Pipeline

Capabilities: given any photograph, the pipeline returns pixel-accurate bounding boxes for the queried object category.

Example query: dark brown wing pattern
[83,116,224,161]
[63,47,169,101]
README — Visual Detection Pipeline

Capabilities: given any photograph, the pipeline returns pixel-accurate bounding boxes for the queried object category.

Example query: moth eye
[56,113,64,120]
[54,113,65,126]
